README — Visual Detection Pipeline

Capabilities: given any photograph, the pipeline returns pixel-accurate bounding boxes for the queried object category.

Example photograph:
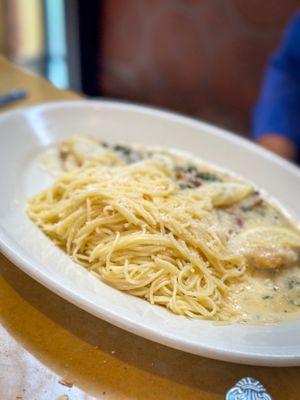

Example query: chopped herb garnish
[288,299,300,306]
[240,206,250,212]
[287,278,300,290]
[175,164,222,190]
[262,295,272,300]
[179,182,195,190]
[113,144,131,154]
[60,149,69,160]
[196,172,221,182]
[186,165,198,174]
[111,144,143,164]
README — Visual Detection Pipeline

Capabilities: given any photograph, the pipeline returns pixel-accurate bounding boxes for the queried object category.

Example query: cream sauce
[41,136,300,323]
[231,266,300,323]
[217,196,300,323]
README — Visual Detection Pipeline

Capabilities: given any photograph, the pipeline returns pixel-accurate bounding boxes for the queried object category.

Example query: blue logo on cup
[226,377,272,400]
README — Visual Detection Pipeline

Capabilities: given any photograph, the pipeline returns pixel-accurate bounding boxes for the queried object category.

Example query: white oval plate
[1,100,300,367]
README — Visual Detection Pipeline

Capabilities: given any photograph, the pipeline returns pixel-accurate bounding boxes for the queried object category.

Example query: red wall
[100,0,299,136]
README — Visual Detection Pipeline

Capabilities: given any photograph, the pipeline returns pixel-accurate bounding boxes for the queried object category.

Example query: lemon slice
[67,136,105,163]
[197,182,254,206]
[230,226,300,269]
[233,226,300,248]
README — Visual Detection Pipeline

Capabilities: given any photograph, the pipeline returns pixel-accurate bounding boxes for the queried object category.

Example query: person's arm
[252,12,300,161]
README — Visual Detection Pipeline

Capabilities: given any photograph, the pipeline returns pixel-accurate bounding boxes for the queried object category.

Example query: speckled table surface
[0,56,299,400]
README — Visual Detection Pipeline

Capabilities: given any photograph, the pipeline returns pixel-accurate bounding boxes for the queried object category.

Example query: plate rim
[1,99,300,367]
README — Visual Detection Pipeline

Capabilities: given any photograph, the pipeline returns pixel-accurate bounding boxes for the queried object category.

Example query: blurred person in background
[1,0,298,164]
[252,11,300,162]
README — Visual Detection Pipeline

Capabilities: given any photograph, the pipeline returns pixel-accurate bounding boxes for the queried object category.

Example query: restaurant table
[0,55,299,400]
